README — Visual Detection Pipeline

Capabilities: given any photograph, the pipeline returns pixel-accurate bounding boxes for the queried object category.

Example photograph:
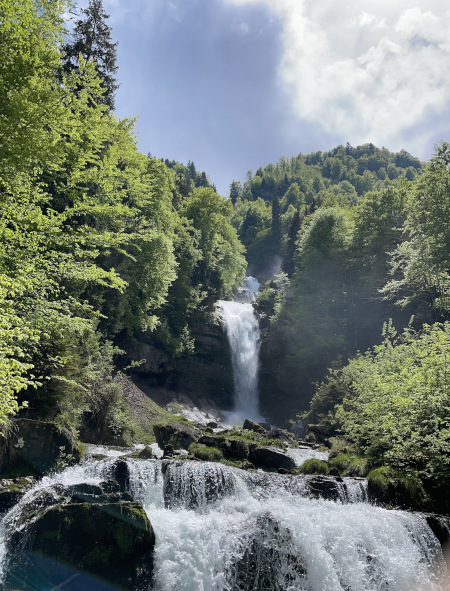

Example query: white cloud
[227,0,450,153]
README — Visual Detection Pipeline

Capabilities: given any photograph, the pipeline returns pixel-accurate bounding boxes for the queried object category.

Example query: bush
[188,443,223,462]
[299,459,328,475]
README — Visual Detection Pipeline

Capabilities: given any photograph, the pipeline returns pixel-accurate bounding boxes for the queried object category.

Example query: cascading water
[0,456,447,591]
[217,276,264,424]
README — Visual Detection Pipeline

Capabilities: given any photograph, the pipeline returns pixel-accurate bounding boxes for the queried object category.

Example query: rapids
[0,456,447,590]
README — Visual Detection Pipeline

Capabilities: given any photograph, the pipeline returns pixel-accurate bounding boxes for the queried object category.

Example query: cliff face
[130,316,234,410]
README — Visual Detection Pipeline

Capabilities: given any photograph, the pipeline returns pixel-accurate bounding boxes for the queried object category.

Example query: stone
[307,476,343,501]
[248,446,296,471]
[137,446,154,460]
[112,459,130,492]
[153,423,199,450]
[163,444,174,458]
[207,421,218,429]
[5,418,81,475]
[267,428,296,444]
[7,500,155,590]
[0,477,35,513]
[243,419,267,434]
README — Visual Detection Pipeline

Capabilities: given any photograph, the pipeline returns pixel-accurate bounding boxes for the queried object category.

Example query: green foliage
[298,459,328,475]
[188,443,223,462]
[0,0,246,432]
[336,322,450,485]
[62,0,118,110]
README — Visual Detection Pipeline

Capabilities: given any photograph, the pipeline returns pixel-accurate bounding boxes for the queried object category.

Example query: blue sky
[73,0,450,195]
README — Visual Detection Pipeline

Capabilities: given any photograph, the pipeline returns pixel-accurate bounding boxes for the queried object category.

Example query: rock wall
[130,316,234,410]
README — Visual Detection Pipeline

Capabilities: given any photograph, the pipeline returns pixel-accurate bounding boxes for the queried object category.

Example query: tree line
[0,0,245,438]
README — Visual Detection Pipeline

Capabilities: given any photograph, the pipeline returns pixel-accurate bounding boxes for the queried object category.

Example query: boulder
[0,477,35,513]
[307,476,343,501]
[153,423,199,450]
[248,446,296,471]
[7,500,155,590]
[6,418,81,475]
[267,428,296,444]
[243,419,267,434]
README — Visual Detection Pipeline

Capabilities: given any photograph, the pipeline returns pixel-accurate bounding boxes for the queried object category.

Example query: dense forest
[240,142,450,498]
[1,0,449,508]
[0,0,246,438]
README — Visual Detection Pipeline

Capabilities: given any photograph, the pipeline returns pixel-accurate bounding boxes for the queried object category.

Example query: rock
[153,423,199,450]
[241,461,255,470]
[307,476,343,501]
[6,418,81,475]
[289,419,306,438]
[0,477,35,513]
[259,422,271,431]
[163,444,174,458]
[207,421,218,429]
[268,428,296,444]
[243,419,267,434]
[198,435,253,460]
[224,439,253,460]
[248,446,296,471]
[7,500,155,590]
[229,514,306,589]
[137,446,154,460]
[112,459,130,492]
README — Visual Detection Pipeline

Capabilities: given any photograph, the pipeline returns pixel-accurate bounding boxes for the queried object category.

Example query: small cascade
[218,276,264,424]
[0,457,447,590]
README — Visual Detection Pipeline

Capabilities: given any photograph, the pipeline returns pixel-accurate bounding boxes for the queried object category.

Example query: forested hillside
[0,0,245,439]
[237,142,450,501]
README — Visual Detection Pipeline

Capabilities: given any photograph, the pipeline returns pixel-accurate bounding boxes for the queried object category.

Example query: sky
[72,0,450,195]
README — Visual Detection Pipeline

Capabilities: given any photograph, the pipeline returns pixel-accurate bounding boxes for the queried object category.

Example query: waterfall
[217,276,264,425]
[0,457,447,590]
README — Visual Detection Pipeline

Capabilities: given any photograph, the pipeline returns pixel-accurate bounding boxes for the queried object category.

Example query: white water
[218,276,264,425]
[1,457,446,590]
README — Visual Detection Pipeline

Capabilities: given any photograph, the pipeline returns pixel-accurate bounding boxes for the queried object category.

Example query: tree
[62,0,118,110]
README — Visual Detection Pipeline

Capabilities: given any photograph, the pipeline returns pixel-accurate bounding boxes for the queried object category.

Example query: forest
[1,0,449,511]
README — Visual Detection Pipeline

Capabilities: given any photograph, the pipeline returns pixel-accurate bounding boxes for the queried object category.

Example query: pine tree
[62,0,118,110]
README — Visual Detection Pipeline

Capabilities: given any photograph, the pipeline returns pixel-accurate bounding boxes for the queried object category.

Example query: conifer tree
[62,0,118,110]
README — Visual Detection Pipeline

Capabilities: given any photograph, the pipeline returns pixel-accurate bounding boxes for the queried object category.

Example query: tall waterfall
[217,276,264,425]
[0,454,447,590]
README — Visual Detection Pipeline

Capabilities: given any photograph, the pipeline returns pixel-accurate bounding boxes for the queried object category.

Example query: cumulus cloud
[227,0,450,152]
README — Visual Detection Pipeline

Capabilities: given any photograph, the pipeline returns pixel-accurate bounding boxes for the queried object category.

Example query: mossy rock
[8,501,154,589]
[367,466,427,509]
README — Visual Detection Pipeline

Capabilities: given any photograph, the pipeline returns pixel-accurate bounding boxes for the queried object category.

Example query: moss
[298,459,329,475]
[188,443,224,462]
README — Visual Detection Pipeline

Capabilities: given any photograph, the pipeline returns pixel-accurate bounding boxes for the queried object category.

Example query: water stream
[0,456,447,590]
[217,277,264,425]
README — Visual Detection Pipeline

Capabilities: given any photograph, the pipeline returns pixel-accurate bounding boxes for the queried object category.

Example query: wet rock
[153,423,199,450]
[249,446,296,471]
[307,476,343,501]
[7,500,155,590]
[137,446,154,460]
[163,444,174,458]
[228,514,307,589]
[207,421,218,429]
[198,434,225,448]
[243,419,267,434]
[112,459,130,492]
[0,477,35,513]
[224,438,253,460]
